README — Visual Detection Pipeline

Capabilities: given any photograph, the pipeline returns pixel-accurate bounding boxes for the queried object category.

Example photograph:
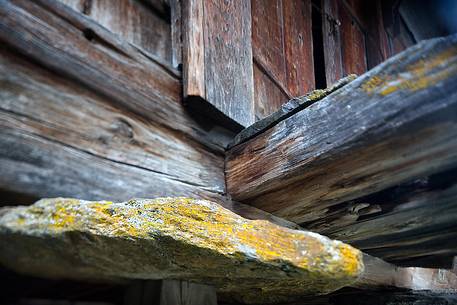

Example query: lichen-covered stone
[0,198,363,303]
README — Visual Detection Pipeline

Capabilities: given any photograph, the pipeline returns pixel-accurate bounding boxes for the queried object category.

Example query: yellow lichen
[362,46,457,96]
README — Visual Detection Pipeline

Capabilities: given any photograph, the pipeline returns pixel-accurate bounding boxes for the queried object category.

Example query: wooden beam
[160,280,217,305]
[0,0,230,152]
[183,0,255,129]
[304,169,457,268]
[226,34,457,224]
[0,5,292,229]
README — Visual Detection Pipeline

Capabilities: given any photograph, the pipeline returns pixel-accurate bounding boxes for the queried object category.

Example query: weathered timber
[251,0,315,119]
[229,75,356,149]
[203,0,255,128]
[86,0,172,63]
[0,0,233,152]
[183,0,255,129]
[182,0,205,99]
[303,169,457,268]
[0,198,364,304]
[226,34,457,224]
[0,45,295,229]
[322,0,344,86]
[160,280,217,305]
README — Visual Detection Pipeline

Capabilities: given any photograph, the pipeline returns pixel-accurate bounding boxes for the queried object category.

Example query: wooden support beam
[226,34,457,224]
[160,280,217,305]
[0,197,364,304]
[304,169,457,268]
[0,0,230,152]
[183,0,255,129]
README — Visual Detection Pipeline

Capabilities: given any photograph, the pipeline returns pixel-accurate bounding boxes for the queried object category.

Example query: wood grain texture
[339,0,367,75]
[305,169,457,268]
[160,280,217,305]
[322,0,344,85]
[226,34,457,224]
[283,0,315,96]
[251,0,287,89]
[87,0,172,63]
[0,0,231,152]
[253,62,289,120]
[203,0,255,128]
[182,0,205,98]
[169,0,182,69]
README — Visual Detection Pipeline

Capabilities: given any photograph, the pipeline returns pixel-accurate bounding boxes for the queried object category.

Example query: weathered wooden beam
[226,34,457,224]
[304,169,457,268]
[183,0,255,129]
[0,198,364,304]
[0,0,230,152]
[0,40,294,230]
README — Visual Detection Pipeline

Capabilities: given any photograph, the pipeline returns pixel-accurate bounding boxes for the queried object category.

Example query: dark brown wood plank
[253,62,289,120]
[226,34,457,224]
[339,0,368,75]
[182,0,205,98]
[169,0,182,69]
[0,46,224,195]
[251,0,287,90]
[87,0,172,63]
[203,0,255,128]
[160,281,217,305]
[306,169,457,268]
[0,0,230,152]
[322,0,344,86]
[283,0,315,96]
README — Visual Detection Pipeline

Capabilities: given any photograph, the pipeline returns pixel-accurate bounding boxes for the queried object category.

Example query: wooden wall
[0,0,227,205]
[251,0,418,120]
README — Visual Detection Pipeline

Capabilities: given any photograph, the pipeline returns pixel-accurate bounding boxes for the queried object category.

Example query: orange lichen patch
[2,197,364,299]
[362,46,457,96]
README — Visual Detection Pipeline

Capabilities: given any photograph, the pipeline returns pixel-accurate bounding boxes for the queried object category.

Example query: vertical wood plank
[283,0,315,96]
[322,0,344,85]
[251,0,286,87]
[203,0,255,128]
[160,280,217,305]
[253,62,289,120]
[338,0,367,75]
[170,0,182,69]
[182,0,205,98]
[88,0,172,62]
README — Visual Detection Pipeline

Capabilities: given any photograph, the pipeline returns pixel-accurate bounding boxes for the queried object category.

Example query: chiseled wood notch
[183,0,255,129]
[226,34,457,224]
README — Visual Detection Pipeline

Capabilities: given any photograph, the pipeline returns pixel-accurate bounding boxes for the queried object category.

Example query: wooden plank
[160,281,217,305]
[0,0,230,152]
[169,0,182,69]
[322,0,344,85]
[338,0,368,75]
[253,62,289,120]
[87,0,172,63]
[283,0,315,96]
[226,34,457,224]
[307,169,457,268]
[203,0,255,128]
[182,0,205,98]
[251,0,287,90]
[0,46,224,196]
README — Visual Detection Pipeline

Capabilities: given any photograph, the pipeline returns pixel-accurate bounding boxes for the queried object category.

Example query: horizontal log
[0,198,364,304]
[304,169,457,268]
[0,0,231,152]
[226,34,457,224]
[0,43,295,230]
